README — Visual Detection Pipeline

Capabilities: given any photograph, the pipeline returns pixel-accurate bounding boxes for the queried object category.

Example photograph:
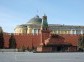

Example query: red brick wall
[60,34,79,46]
[41,30,50,44]
[4,34,10,48]
[3,34,41,49]
[3,33,80,51]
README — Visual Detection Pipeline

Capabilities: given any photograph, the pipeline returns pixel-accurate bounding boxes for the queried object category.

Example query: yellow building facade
[14,15,84,34]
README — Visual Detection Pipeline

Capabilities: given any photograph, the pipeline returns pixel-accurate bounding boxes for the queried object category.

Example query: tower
[36,14,51,52]
[41,14,48,30]
[40,14,51,45]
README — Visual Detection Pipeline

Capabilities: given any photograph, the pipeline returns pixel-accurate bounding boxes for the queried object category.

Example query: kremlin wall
[0,15,84,52]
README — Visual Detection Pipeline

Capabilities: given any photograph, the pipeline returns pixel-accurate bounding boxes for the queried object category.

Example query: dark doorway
[57,46,62,52]
[52,46,63,52]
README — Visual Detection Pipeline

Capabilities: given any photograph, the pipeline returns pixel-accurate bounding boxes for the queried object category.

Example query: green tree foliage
[78,34,84,51]
[9,33,16,49]
[0,31,4,48]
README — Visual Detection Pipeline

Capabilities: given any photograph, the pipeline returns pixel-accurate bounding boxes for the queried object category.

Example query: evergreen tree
[0,31,4,48]
[9,33,16,49]
[78,34,84,51]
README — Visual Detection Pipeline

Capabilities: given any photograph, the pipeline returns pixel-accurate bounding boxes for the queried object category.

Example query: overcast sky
[0,0,84,33]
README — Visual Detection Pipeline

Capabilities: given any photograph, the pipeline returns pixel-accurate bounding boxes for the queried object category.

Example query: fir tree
[78,34,84,51]
[0,31,4,48]
[9,33,16,49]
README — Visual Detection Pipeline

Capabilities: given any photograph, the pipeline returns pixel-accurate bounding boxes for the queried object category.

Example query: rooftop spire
[35,10,39,18]
[36,9,39,16]
[41,15,48,30]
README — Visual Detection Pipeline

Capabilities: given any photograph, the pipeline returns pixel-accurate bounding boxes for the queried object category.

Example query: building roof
[27,15,42,25]
[44,34,79,46]
[44,34,71,46]
[60,34,79,46]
